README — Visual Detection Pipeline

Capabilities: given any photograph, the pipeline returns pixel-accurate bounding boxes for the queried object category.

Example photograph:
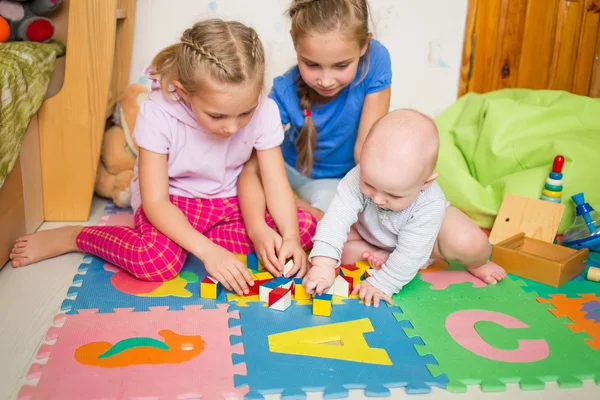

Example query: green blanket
[0,41,65,190]
[435,89,600,234]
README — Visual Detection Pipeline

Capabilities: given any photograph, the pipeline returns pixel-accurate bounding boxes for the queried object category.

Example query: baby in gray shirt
[304,109,506,306]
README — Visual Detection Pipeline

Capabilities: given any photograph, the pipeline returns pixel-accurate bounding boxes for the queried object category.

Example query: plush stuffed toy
[95,83,149,208]
[0,0,62,43]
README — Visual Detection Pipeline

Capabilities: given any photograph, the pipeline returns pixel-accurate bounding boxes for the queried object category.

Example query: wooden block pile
[312,263,371,317]
[201,260,373,315]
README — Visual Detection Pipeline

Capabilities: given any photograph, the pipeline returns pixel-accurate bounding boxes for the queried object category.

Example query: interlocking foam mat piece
[393,261,600,392]
[18,305,246,399]
[230,299,447,399]
[17,202,600,399]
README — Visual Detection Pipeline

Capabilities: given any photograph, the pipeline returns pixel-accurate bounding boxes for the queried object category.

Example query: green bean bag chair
[434,89,600,234]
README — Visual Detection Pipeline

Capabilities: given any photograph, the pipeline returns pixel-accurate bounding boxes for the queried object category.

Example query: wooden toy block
[271,276,293,290]
[244,281,261,297]
[588,267,600,282]
[491,232,588,287]
[340,264,364,286]
[333,275,353,297]
[283,259,295,277]
[254,271,274,282]
[200,276,220,299]
[364,269,376,279]
[355,260,370,272]
[259,276,294,302]
[489,194,565,245]
[293,278,311,300]
[268,287,292,311]
[259,280,280,303]
[313,293,332,316]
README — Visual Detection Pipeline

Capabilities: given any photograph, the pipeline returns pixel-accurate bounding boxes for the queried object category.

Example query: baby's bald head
[359,109,440,210]
[362,109,439,180]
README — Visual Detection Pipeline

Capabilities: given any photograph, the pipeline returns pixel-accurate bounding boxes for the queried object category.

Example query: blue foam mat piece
[233,300,447,399]
[61,253,231,314]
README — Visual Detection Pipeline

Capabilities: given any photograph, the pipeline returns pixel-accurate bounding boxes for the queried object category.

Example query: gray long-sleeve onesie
[309,166,448,296]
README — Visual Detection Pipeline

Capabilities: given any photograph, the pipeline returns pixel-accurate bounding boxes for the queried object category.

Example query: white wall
[129,0,468,117]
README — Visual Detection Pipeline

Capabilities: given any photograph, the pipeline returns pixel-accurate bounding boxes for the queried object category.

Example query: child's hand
[352,280,394,307]
[203,244,254,296]
[249,224,283,277]
[278,235,307,278]
[303,264,335,295]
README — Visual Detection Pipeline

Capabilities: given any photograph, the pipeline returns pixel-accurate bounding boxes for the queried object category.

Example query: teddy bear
[95,83,150,208]
[0,0,62,43]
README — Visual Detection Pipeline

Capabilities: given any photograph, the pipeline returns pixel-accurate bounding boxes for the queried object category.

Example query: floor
[0,198,598,400]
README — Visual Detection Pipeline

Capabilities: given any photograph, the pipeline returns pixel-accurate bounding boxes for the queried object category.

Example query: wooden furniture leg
[39,0,117,221]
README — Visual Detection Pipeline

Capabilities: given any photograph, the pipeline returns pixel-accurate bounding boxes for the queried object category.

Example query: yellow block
[200,282,218,299]
[254,271,274,281]
[355,261,370,272]
[268,318,392,365]
[294,283,311,300]
[313,299,331,316]
[341,267,364,286]
[542,189,561,198]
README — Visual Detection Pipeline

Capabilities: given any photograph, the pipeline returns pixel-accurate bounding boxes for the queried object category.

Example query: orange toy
[0,16,9,42]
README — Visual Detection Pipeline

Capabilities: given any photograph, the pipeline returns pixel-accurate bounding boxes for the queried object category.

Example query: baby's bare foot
[10,226,83,267]
[361,250,391,270]
[467,261,506,285]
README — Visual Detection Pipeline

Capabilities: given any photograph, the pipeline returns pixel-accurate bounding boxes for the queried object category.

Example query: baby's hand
[302,264,335,295]
[352,280,394,307]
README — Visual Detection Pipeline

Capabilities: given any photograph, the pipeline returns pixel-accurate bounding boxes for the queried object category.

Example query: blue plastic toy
[563,193,600,252]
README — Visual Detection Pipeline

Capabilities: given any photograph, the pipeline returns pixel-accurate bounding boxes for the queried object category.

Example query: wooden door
[459,0,600,97]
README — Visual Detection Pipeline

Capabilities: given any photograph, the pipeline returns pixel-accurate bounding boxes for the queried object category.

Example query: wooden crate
[491,233,588,287]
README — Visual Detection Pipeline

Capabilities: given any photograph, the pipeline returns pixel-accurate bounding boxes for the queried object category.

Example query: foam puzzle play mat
[17,202,600,399]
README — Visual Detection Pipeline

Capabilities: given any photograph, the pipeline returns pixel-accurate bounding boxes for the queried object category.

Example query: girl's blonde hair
[288,0,370,176]
[151,19,265,98]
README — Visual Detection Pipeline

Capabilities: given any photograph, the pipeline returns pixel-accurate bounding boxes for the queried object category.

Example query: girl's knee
[130,249,186,282]
[297,208,317,250]
[298,208,317,233]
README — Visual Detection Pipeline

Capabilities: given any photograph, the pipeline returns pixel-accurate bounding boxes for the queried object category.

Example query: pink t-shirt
[130,78,284,211]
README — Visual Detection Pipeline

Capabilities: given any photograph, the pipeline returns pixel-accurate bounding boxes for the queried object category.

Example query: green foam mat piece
[393,261,600,392]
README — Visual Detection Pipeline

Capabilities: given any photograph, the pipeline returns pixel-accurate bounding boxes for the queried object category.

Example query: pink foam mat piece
[18,305,247,400]
[420,270,487,290]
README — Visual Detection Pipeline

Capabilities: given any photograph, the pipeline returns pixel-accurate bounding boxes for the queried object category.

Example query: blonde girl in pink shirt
[10,19,317,296]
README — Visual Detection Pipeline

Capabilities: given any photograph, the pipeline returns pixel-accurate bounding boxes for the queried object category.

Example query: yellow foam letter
[268,318,392,365]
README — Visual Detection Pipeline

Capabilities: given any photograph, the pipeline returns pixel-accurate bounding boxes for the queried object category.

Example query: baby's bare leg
[432,206,506,284]
[341,225,390,269]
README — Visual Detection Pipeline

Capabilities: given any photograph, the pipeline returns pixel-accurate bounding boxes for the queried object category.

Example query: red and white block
[268,287,292,311]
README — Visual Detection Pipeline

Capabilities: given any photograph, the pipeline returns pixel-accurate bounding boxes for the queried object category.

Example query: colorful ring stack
[541,155,564,203]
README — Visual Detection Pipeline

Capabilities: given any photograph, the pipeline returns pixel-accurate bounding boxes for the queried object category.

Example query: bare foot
[361,250,391,270]
[10,226,83,267]
[295,198,324,221]
[467,261,506,285]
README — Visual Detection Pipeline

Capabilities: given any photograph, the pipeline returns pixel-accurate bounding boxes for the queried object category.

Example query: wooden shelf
[116,8,127,19]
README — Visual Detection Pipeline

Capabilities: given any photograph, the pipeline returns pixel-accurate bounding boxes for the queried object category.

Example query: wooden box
[491,233,589,287]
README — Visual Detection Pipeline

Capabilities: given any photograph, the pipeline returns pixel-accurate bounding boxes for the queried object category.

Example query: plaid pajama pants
[76,195,317,281]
